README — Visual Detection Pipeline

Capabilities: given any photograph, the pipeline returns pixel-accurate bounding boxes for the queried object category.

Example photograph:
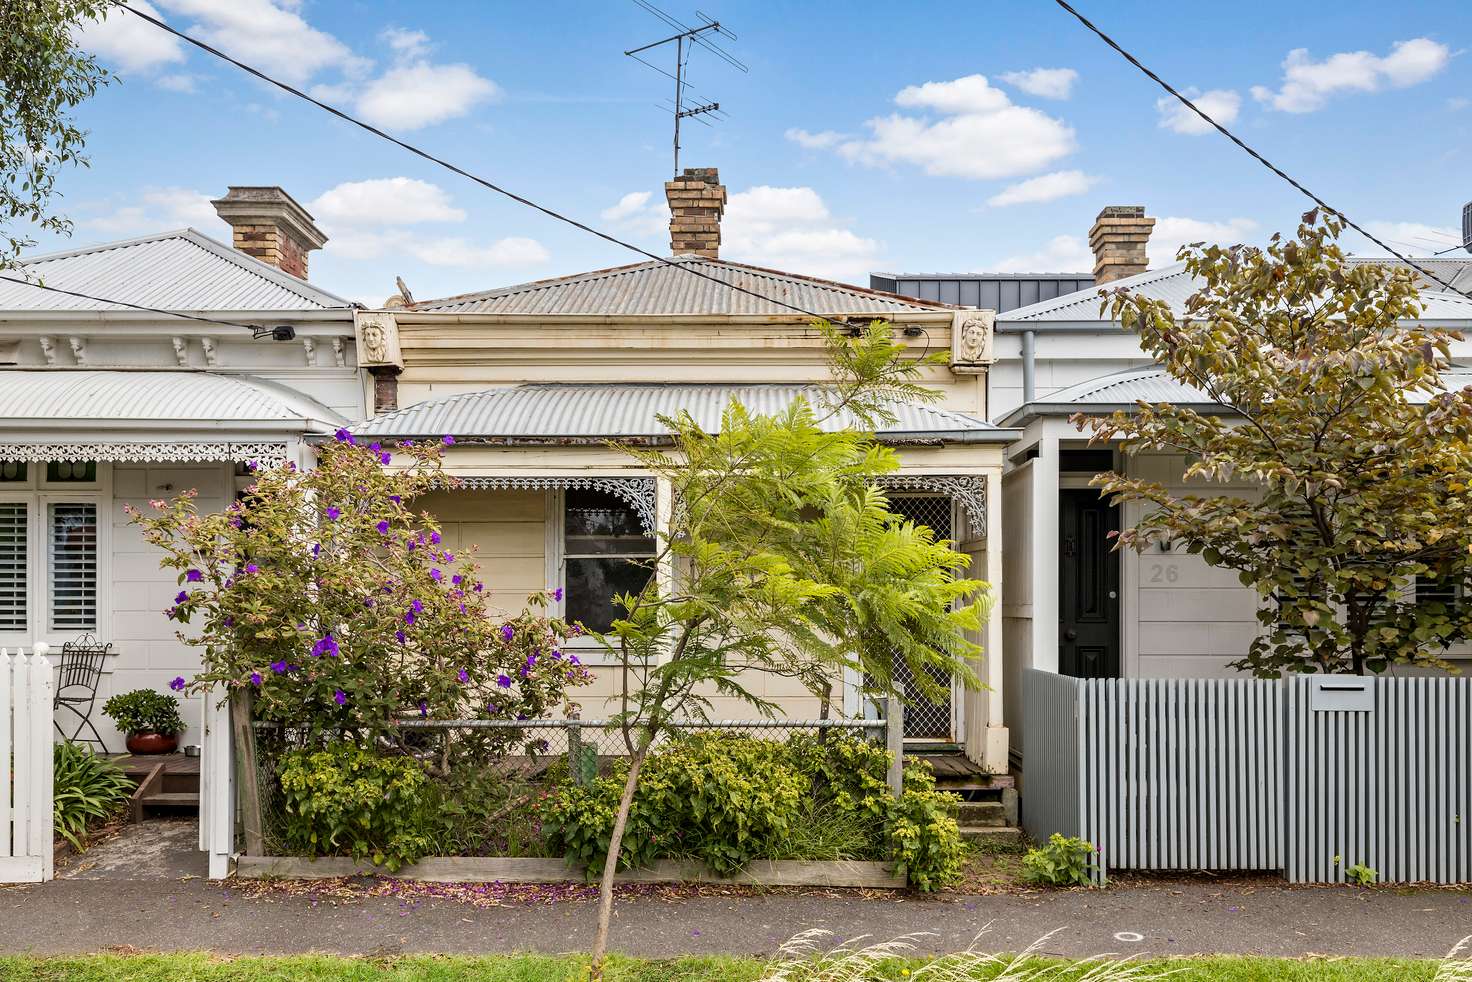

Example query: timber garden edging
[233,855,905,888]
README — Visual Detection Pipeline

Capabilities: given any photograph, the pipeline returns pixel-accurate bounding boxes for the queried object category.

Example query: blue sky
[44,0,1472,303]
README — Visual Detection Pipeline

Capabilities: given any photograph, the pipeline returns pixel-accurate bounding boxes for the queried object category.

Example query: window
[561,489,655,635]
[0,502,26,631]
[1416,575,1460,610]
[48,502,97,631]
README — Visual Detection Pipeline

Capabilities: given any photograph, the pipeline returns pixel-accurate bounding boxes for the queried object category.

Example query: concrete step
[960,825,1024,843]
[957,800,1007,826]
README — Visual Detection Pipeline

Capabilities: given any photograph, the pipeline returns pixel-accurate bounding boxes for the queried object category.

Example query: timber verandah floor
[106,753,200,822]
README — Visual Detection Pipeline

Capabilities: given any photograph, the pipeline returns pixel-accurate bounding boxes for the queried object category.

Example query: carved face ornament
[361,323,387,363]
[959,318,988,362]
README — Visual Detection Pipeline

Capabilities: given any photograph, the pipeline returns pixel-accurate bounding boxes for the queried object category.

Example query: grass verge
[0,952,1444,981]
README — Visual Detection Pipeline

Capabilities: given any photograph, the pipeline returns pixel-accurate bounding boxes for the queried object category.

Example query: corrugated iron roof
[1000,365,1472,426]
[408,256,955,316]
[0,370,345,430]
[355,383,1015,443]
[0,229,352,312]
[999,259,1472,323]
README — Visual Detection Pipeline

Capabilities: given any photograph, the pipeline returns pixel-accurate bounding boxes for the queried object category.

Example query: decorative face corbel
[949,309,995,375]
[354,310,403,370]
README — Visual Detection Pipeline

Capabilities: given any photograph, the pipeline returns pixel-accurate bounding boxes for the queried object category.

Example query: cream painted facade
[354,298,1014,771]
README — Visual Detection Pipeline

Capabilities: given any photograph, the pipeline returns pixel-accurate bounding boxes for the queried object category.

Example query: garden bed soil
[234,855,904,888]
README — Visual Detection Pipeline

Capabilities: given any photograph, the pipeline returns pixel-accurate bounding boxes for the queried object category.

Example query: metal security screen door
[887,495,958,741]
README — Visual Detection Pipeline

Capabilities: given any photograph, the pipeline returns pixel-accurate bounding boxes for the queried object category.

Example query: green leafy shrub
[1345,863,1377,886]
[1021,833,1097,887]
[886,761,966,891]
[101,689,184,736]
[53,742,133,850]
[277,743,434,872]
[423,768,549,858]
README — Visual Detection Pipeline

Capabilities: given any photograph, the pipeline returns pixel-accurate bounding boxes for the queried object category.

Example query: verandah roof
[353,383,1019,445]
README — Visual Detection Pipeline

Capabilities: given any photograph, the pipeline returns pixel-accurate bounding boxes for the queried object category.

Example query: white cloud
[1251,38,1451,113]
[987,170,1099,207]
[999,67,1078,100]
[1148,216,1258,266]
[309,177,547,269]
[785,128,846,150]
[994,235,1094,274]
[80,187,219,238]
[381,27,431,60]
[722,186,879,282]
[310,178,466,226]
[1448,96,1470,111]
[836,74,1076,180]
[352,63,499,130]
[156,0,370,85]
[155,73,199,93]
[601,191,653,223]
[1156,88,1241,134]
[73,0,185,75]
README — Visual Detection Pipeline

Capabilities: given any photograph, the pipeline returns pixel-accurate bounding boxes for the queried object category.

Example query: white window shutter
[48,502,97,631]
[0,502,26,631]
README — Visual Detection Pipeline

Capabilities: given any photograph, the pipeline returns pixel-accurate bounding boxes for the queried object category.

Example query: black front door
[1059,489,1120,678]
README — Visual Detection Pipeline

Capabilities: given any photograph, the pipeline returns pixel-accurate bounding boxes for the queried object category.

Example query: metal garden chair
[53,634,112,752]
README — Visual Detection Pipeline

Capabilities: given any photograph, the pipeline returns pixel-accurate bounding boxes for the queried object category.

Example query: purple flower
[473,582,484,593]
[185,568,203,583]
[333,689,348,706]
[249,672,262,687]
[389,495,402,504]
[377,520,390,534]
[395,629,407,644]
[429,531,442,546]
[430,568,443,582]
[501,625,515,642]
[363,597,376,608]
[311,634,339,658]
[325,506,341,521]
[370,442,382,452]
[175,591,189,604]
[379,452,392,465]
[551,649,562,661]
[223,616,235,628]
[443,551,456,563]
[496,674,512,689]
[270,660,288,674]
[334,428,352,442]
[404,610,416,626]
[411,598,424,613]
[418,701,428,718]
[442,434,456,446]
[457,669,469,683]
[170,676,186,692]
[311,542,321,558]
[569,654,580,666]
[245,563,259,574]
[246,460,259,472]
[553,587,564,602]
[452,574,463,587]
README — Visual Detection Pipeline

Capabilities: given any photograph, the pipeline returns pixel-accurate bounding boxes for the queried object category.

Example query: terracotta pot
[126,731,178,755]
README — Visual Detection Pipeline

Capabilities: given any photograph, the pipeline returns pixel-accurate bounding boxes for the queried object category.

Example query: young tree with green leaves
[1,0,112,270]
[1077,211,1472,677]
[585,323,989,975]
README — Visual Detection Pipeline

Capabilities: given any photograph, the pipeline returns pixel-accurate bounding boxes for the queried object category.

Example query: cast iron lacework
[0,442,290,467]
[876,474,985,536]
[457,476,658,535]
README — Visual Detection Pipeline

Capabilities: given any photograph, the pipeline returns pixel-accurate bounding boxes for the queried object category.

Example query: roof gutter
[998,400,1235,428]
[322,429,1022,447]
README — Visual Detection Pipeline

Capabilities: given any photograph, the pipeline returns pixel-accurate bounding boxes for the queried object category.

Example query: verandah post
[230,688,264,857]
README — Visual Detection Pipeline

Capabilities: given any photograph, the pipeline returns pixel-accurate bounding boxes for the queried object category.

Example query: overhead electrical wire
[0,273,286,335]
[113,2,862,327]
[1051,0,1472,302]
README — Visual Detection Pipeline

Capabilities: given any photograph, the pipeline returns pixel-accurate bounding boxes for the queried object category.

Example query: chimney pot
[664,167,725,259]
[1089,205,1155,284]
[211,186,327,280]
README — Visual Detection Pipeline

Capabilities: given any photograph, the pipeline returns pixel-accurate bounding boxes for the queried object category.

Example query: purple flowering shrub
[127,437,593,743]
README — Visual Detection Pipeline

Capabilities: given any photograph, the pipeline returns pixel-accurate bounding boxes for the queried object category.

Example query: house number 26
[1148,562,1181,584]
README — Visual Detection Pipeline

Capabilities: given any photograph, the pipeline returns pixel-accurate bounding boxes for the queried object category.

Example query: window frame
[0,462,109,647]
[547,488,658,659]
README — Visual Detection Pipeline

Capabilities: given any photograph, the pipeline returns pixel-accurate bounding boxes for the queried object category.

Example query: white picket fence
[1,647,54,883]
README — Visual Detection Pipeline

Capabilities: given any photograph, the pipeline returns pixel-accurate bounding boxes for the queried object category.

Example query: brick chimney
[210,186,327,280]
[664,167,726,258]
[1089,205,1155,285]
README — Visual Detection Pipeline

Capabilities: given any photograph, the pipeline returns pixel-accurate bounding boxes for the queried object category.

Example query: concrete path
[3,820,1469,961]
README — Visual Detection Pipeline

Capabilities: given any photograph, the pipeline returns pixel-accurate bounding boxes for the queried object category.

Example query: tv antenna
[625,1,746,176]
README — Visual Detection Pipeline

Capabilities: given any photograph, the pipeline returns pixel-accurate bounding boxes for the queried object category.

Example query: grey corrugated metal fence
[1285,676,1472,884]
[1023,671,1472,884]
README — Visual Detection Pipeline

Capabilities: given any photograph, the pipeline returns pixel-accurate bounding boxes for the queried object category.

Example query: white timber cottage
[0,187,364,748]
[346,168,1019,771]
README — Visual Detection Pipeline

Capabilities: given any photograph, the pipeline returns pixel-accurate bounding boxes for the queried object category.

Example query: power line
[1051,0,1472,302]
[114,3,855,327]
[0,273,292,336]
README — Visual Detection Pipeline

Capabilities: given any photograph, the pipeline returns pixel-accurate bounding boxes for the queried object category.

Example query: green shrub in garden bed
[53,742,133,850]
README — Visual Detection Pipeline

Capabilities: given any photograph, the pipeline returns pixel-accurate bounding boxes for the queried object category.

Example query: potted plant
[102,688,185,754]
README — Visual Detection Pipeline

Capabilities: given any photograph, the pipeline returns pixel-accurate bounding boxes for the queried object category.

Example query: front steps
[912,751,1022,843]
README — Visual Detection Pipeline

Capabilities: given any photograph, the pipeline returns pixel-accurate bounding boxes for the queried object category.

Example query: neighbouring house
[345,168,1018,771]
[0,186,363,749]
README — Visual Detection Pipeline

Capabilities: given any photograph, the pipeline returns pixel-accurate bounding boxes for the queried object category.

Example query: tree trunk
[589,738,648,979]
